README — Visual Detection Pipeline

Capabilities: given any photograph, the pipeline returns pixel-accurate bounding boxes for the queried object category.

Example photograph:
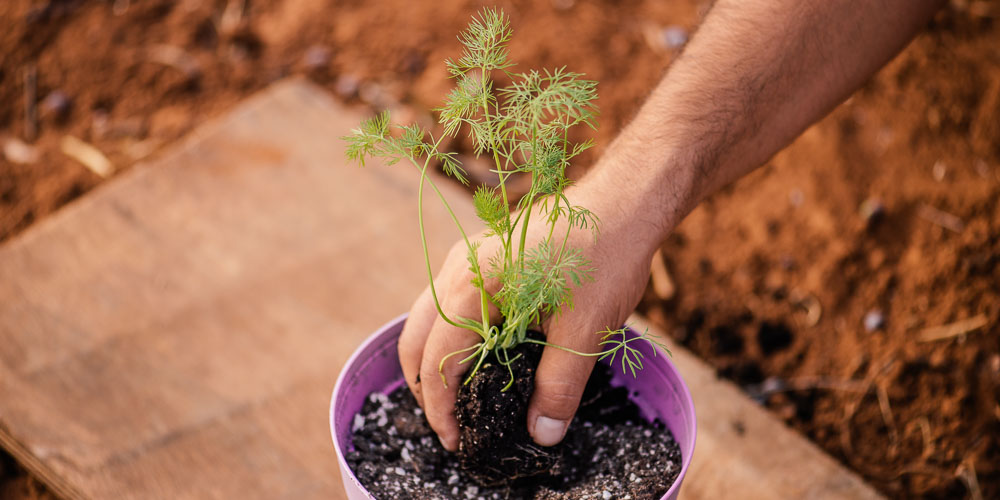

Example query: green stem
[481,66,515,280]
[516,183,535,271]
[479,69,505,330]
[523,338,603,357]
[495,149,514,272]
[517,120,542,272]
[500,348,517,392]
[507,205,527,254]
[556,206,574,261]
[463,346,491,385]
[546,195,560,246]
[413,139,491,333]
[415,154,460,328]
[438,342,483,388]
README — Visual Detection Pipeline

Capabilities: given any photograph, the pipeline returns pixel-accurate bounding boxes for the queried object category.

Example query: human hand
[397,181,662,451]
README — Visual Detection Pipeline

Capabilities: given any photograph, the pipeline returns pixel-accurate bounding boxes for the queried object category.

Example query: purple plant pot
[330,314,697,499]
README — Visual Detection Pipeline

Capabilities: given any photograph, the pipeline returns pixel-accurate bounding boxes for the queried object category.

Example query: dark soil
[0,453,55,500]
[2,1,999,499]
[454,337,559,486]
[347,362,681,500]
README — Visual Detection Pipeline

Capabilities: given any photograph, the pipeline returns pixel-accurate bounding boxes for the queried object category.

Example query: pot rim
[330,313,696,499]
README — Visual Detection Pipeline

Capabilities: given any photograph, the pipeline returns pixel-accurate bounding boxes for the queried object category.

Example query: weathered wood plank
[629,316,883,500]
[0,78,881,499]
[0,78,478,499]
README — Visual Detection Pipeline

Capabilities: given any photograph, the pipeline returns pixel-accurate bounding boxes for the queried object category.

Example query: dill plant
[344,8,666,389]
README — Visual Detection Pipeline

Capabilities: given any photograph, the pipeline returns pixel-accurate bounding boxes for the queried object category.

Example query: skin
[400,0,946,451]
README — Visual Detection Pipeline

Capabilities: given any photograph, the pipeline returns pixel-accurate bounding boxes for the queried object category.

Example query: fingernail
[532,416,568,447]
[438,434,456,452]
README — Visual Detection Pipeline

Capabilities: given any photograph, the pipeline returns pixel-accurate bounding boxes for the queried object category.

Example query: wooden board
[628,316,883,499]
[0,78,478,499]
[0,79,881,499]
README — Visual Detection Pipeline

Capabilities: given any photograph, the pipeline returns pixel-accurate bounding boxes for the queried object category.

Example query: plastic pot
[330,314,697,499]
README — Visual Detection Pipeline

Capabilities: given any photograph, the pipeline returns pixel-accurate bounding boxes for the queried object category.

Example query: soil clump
[348,360,681,499]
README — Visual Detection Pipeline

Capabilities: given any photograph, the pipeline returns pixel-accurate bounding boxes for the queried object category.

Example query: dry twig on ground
[917,314,989,342]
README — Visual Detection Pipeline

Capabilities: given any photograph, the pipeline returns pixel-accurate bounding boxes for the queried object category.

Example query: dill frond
[343,110,391,167]
[473,186,509,236]
[343,7,664,386]
[598,327,672,378]
[445,8,514,77]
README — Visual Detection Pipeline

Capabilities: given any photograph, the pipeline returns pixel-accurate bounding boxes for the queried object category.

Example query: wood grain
[0,79,881,499]
[0,78,478,499]
[629,316,883,499]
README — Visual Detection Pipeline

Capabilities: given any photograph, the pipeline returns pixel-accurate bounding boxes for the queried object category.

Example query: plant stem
[463,345,491,384]
[523,338,602,357]
[480,68,507,330]
[413,142,490,334]
[555,195,575,261]
[437,342,483,387]
[415,154,461,328]
[516,181,535,271]
[481,66,515,279]
[546,195,560,246]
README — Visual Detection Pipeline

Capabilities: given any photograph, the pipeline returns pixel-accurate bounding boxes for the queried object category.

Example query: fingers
[398,238,501,452]
[420,301,483,451]
[398,286,437,407]
[527,317,601,447]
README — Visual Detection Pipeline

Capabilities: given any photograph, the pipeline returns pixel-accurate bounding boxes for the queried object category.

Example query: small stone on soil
[41,90,72,119]
[346,364,681,499]
[789,188,805,207]
[864,309,885,332]
[334,74,360,98]
[302,45,330,70]
[661,26,688,49]
[859,197,885,225]
[932,160,947,181]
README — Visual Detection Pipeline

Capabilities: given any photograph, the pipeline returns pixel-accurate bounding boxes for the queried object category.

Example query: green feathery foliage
[343,8,665,389]
[598,327,672,378]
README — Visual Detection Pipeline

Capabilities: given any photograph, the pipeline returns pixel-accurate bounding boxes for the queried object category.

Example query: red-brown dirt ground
[1,1,998,499]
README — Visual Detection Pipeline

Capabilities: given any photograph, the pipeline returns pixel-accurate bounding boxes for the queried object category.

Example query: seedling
[344,8,667,390]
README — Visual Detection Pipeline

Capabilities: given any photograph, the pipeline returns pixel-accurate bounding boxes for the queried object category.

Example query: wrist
[572,136,696,260]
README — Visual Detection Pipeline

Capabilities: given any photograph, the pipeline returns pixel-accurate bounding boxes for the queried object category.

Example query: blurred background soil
[1,0,997,499]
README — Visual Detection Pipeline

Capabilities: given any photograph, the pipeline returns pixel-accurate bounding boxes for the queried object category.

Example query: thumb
[527,319,600,447]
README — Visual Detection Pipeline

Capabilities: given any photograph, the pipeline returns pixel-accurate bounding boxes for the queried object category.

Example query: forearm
[579,0,943,251]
